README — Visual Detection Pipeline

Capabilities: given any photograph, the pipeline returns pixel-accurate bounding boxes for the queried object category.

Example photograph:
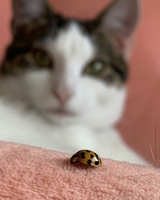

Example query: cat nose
[53,88,74,105]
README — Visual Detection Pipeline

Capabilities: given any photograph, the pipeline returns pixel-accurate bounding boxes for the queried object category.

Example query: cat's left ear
[93,0,141,60]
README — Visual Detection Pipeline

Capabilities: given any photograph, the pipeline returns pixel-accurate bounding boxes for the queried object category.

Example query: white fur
[0,100,146,164]
[0,23,146,164]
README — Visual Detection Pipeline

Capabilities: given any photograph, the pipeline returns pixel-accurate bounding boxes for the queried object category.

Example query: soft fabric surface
[0,141,160,200]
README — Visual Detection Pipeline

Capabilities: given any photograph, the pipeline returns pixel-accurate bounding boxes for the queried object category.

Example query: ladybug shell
[70,150,102,167]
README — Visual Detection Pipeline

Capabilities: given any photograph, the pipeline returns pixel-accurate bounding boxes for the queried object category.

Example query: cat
[0,0,147,164]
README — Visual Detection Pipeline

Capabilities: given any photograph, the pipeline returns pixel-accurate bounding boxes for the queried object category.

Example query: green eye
[84,61,104,75]
[33,49,52,68]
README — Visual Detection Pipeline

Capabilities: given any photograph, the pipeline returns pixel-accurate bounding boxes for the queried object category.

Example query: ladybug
[70,149,102,167]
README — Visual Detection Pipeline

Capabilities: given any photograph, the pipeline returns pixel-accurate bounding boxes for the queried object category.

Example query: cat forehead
[45,23,96,64]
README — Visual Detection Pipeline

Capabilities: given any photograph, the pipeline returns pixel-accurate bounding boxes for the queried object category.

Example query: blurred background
[0,0,160,164]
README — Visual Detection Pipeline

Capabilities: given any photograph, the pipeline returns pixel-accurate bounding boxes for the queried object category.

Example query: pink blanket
[0,141,160,199]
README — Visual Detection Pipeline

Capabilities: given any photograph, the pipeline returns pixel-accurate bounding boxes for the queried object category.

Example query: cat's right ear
[11,0,55,37]
[12,0,48,26]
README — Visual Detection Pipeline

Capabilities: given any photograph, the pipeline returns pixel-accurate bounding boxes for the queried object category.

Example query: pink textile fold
[0,141,160,200]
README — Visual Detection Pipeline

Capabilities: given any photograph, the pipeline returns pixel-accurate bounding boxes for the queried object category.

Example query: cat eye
[84,60,104,75]
[32,49,53,68]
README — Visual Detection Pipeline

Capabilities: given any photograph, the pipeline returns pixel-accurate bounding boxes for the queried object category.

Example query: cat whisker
[149,122,160,168]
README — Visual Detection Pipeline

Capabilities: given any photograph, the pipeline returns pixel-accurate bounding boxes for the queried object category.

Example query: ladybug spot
[95,161,99,165]
[81,152,85,159]
[90,154,94,159]
[87,160,92,166]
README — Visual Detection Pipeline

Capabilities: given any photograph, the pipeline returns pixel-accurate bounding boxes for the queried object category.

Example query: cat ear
[12,0,49,25]
[95,0,141,60]
[11,0,54,38]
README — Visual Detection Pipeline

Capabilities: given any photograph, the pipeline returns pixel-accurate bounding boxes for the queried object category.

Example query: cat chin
[40,106,122,130]
[41,110,78,125]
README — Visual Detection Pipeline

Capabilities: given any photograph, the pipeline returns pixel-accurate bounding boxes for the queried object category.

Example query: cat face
[0,0,140,128]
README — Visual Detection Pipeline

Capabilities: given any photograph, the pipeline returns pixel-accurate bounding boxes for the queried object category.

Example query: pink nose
[53,88,74,105]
